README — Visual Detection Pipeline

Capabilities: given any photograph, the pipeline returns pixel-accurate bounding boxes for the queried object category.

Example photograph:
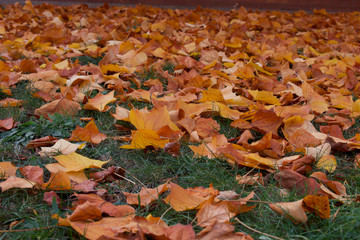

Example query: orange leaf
[0,117,15,131]
[196,198,235,227]
[69,120,106,145]
[75,193,135,217]
[42,170,72,191]
[70,201,102,221]
[303,195,330,219]
[83,90,116,112]
[164,182,211,211]
[129,106,179,131]
[124,183,169,206]
[0,162,18,179]
[19,165,44,185]
[251,109,283,135]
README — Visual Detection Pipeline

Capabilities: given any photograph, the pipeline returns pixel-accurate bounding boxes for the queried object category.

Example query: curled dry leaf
[89,166,125,183]
[124,183,169,206]
[269,199,308,224]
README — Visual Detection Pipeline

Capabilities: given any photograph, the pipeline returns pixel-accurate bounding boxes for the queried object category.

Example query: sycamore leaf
[39,139,83,156]
[269,199,308,224]
[83,90,116,112]
[0,176,35,192]
[129,106,179,131]
[124,183,169,206]
[19,165,44,185]
[164,182,212,211]
[42,170,72,191]
[34,98,81,119]
[70,201,102,221]
[45,163,88,183]
[196,198,235,227]
[121,129,169,149]
[0,162,18,179]
[316,155,337,173]
[69,120,107,145]
[75,193,135,217]
[303,195,330,219]
[0,117,15,131]
[248,90,280,105]
[53,152,109,172]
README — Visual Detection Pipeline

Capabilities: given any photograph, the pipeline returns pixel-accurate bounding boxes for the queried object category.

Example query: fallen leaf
[53,152,109,172]
[269,199,308,224]
[0,176,35,192]
[69,120,107,145]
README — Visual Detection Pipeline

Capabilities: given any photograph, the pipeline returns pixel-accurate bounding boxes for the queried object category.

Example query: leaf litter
[0,0,360,239]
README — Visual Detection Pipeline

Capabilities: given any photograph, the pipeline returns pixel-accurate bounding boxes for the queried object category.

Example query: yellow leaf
[248,90,280,105]
[120,129,169,149]
[53,152,108,172]
[316,155,337,173]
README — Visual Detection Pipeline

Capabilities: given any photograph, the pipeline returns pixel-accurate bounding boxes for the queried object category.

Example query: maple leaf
[53,152,109,172]
[124,183,169,206]
[83,90,116,112]
[0,162,18,179]
[69,120,107,145]
[164,182,214,211]
[0,176,35,192]
[34,98,81,119]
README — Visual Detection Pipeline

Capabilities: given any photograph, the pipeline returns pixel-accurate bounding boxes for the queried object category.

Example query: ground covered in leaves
[0,1,360,239]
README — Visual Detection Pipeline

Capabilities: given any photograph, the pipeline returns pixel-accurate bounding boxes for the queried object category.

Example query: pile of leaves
[1,1,360,239]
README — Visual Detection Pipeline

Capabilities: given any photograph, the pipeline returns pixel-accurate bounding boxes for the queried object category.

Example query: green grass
[1,68,360,240]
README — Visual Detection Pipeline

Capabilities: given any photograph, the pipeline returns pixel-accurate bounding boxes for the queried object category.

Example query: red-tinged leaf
[0,117,15,131]
[26,136,58,149]
[274,169,325,196]
[89,166,125,183]
[19,165,44,185]
[73,180,97,192]
[75,193,135,217]
[43,191,61,206]
[196,221,254,240]
[251,109,283,136]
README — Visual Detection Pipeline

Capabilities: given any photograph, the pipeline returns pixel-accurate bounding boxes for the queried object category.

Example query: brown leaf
[34,98,81,119]
[303,195,330,219]
[19,165,44,185]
